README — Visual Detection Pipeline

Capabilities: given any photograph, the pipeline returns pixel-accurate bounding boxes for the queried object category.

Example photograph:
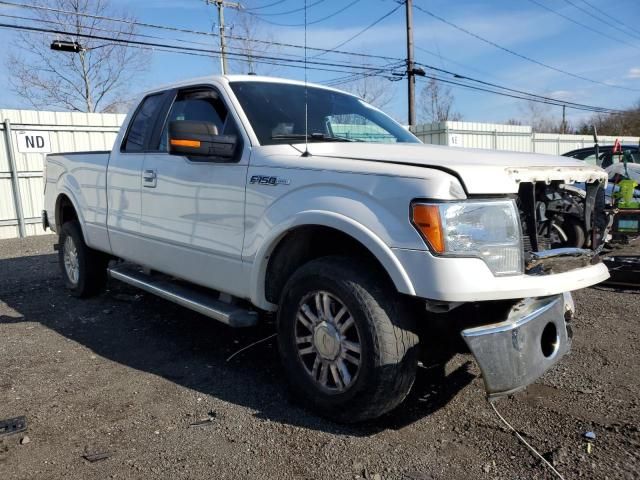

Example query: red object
[613,138,622,153]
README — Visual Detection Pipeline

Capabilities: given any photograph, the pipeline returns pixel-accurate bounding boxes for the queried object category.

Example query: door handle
[143,169,157,188]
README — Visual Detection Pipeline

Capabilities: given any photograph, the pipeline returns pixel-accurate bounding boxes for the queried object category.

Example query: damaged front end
[457,179,607,399]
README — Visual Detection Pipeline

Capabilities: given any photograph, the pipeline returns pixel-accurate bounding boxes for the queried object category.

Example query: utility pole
[561,104,566,134]
[206,0,242,75]
[405,0,416,127]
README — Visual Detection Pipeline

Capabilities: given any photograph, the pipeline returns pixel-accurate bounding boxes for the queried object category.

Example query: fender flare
[54,187,88,241]
[248,210,417,311]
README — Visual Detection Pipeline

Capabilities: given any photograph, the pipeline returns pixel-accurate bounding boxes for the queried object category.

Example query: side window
[158,88,238,152]
[581,153,598,166]
[122,93,165,152]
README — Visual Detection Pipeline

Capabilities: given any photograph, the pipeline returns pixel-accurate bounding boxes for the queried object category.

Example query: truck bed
[44,151,111,251]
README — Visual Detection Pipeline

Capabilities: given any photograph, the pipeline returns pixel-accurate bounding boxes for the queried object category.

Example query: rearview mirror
[168,120,237,160]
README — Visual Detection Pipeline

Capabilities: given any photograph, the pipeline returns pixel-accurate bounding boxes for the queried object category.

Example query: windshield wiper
[271,133,361,142]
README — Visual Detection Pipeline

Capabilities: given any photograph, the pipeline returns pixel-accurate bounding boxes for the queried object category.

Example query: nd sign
[16,131,51,153]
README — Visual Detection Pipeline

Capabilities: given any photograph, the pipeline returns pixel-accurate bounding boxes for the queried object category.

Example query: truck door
[107,91,171,259]
[139,85,250,297]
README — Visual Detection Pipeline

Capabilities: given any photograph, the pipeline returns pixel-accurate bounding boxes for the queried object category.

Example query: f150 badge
[249,175,290,186]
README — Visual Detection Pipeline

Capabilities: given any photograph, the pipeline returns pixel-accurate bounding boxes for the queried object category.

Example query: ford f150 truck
[43,75,610,422]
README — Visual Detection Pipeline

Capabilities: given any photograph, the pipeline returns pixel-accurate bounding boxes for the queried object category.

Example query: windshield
[229,81,420,146]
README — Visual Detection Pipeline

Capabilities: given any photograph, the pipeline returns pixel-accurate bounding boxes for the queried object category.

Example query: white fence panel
[412,121,639,155]
[0,109,125,240]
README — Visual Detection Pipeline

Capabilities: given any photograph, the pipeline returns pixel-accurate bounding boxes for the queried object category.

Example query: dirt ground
[0,235,638,480]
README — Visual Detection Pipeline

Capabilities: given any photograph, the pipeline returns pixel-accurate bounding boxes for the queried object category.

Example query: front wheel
[277,256,419,423]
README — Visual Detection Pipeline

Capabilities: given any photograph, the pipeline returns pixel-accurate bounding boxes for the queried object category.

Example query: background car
[563,145,639,169]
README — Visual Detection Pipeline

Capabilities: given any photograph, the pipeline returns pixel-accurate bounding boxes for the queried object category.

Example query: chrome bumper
[461,293,573,399]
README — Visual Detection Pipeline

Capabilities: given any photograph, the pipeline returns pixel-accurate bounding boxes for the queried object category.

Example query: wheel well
[264,225,392,304]
[55,194,77,229]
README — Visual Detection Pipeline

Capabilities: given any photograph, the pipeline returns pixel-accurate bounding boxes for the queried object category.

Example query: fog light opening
[541,322,559,358]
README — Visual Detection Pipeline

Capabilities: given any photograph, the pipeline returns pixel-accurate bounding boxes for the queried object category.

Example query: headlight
[411,199,523,276]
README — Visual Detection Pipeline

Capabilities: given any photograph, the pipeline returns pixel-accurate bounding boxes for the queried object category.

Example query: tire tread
[278,255,419,423]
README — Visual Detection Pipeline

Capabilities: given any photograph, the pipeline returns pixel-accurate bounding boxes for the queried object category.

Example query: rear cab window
[121,93,166,152]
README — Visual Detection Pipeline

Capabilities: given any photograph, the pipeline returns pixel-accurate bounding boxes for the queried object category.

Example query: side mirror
[168,120,237,160]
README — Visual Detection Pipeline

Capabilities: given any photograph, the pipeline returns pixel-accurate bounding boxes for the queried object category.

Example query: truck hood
[303,142,608,194]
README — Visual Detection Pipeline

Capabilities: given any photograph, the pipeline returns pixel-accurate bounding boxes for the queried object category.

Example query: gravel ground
[0,235,638,480]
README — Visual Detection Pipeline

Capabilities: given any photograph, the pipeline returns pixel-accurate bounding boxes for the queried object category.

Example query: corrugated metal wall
[0,109,125,239]
[412,121,639,155]
[1,111,639,240]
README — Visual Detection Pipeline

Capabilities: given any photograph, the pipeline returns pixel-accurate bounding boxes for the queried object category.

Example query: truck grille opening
[516,180,606,272]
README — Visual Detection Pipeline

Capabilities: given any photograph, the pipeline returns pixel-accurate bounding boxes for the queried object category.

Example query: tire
[552,216,586,248]
[277,256,419,423]
[58,220,109,298]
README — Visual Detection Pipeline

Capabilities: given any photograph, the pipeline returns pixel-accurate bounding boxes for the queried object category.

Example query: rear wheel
[277,256,419,423]
[58,221,109,297]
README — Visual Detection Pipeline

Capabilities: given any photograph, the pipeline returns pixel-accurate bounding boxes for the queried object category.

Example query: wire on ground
[489,400,566,480]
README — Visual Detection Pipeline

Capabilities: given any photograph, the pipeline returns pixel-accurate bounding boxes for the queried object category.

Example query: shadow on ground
[0,252,474,436]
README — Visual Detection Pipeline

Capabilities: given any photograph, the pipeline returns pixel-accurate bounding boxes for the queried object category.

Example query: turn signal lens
[411,204,444,253]
[170,138,201,148]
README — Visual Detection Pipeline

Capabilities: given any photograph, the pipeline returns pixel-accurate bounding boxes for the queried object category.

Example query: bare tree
[342,71,394,109]
[227,11,279,75]
[519,100,565,133]
[418,78,462,123]
[577,102,640,136]
[7,0,150,112]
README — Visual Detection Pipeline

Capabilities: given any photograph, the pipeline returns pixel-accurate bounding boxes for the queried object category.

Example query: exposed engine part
[517,181,606,253]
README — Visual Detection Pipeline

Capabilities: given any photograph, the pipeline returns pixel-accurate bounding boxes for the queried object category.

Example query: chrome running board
[107,264,258,328]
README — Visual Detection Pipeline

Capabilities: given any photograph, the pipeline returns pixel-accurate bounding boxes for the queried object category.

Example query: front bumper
[461,293,573,399]
[392,247,609,302]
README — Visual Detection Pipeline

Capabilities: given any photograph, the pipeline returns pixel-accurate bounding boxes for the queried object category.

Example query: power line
[0,21,399,75]
[526,0,640,49]
[0,12,222,50]
[0,0,398,62]
[0,0,628,114]
[247,0,360,27]
[242,0,288,11]
[414,61,623,113]
[572,0,640,41]
[256,0,325,16]
[322,62,405,86]
[413,2,640,92]
[415,44,502,83]
[416,74,623,114]
[313,3,403,58]
[0,22,621,115]
[0,22,392,78]
[0,11,313,65]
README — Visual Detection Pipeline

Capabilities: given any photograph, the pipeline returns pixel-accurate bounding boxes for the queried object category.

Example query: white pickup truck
[43,75,609,422]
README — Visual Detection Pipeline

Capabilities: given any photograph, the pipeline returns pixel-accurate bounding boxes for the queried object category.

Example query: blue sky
[0,0,638,126]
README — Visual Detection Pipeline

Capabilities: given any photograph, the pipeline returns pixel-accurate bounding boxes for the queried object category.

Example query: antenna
[302,0,311,157]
